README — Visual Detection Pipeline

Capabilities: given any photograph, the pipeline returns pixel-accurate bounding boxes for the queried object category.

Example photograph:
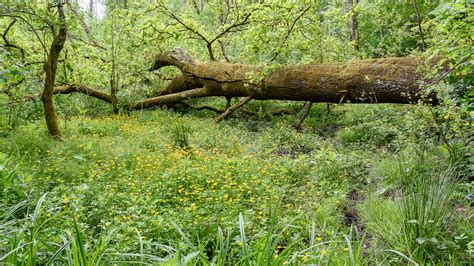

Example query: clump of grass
[370,148,443,196]
[171,123,191,150]
[166,212,306,265]
[399,164,456,263]
[1,191,162,264]
[361,163,460,264]
[342,226,368,265]
[359,196,401,246]
[164,211,370,265]
[0,153,31,207]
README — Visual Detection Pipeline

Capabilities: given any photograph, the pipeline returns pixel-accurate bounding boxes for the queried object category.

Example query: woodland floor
[0,98,472,264]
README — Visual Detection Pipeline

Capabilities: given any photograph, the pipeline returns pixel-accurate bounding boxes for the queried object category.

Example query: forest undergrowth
[1,99,472,265]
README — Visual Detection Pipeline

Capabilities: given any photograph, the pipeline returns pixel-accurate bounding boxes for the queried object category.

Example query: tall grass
[399,164,456,263]
[171,123,191,150]
[163,213,375,265]
[343,226,368,266]
[361,161,459,264]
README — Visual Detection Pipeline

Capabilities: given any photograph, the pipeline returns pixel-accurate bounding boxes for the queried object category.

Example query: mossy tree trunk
[42,0,67,137]
[130,50,438,110]
[52,50,441,116]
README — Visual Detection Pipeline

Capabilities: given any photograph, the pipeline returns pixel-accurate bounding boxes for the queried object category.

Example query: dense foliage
[0,0,472,265]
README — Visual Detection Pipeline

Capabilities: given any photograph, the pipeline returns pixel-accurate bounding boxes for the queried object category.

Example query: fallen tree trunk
[51,51,442,115]
[139,50,439,110]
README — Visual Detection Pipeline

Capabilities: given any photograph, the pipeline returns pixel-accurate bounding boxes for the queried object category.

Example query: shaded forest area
[0,0,473,265]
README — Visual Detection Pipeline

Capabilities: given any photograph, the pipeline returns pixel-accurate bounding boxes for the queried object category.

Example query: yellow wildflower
[63,196,70,204]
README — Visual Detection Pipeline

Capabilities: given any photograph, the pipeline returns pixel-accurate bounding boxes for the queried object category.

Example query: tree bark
[295,101,313,129]
[53,84,112,103]
[132,88,209,109]
[145,51,440,108]
[42,0,67,137]
[52,52,443,115]
[214,96,253,123]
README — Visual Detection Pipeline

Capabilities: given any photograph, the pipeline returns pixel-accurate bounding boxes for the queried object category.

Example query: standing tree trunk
[89,0,94,17]
[348,0,358,51]
[42,0,67,137]
[412,0,426,52]
[110,11,119,114]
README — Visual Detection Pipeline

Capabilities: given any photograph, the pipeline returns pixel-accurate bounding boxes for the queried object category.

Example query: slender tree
[89,0,94,17]
[412,0,426,51]
[348,0,358,51]
[110,9,119,114]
